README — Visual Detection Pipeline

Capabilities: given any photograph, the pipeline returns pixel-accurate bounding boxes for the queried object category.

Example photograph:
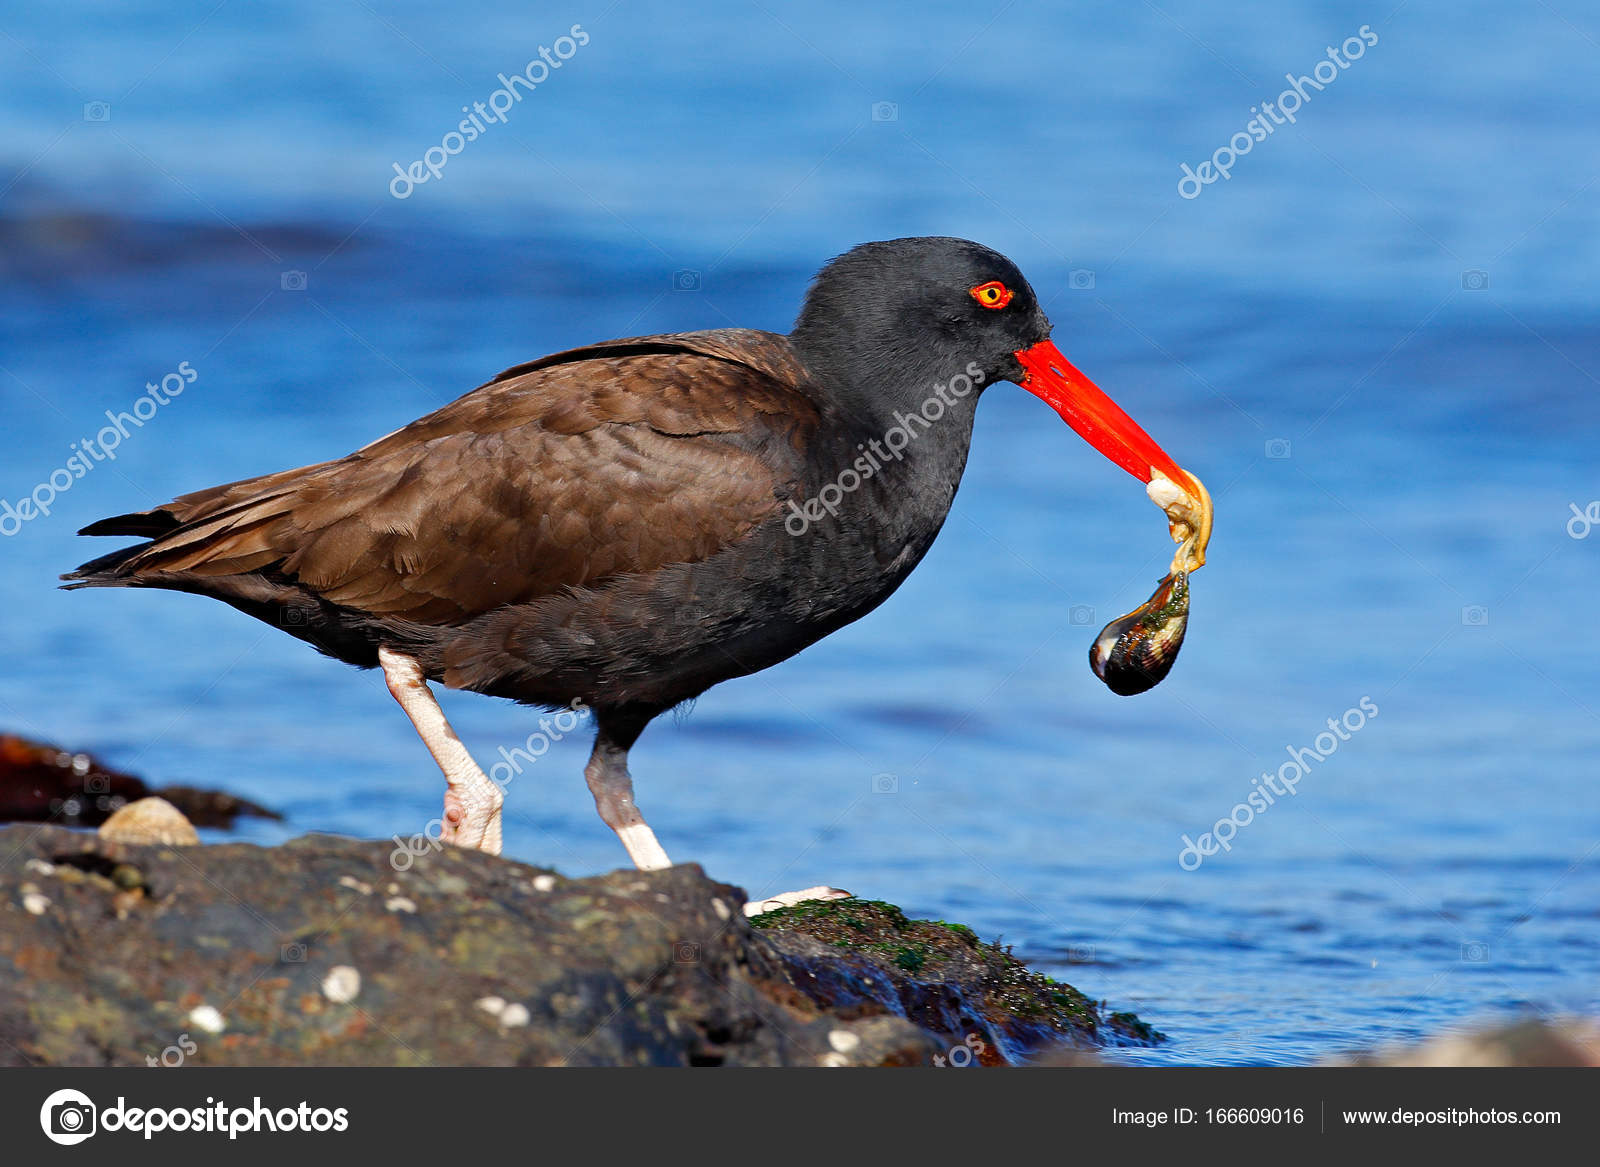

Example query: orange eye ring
[970,280,1013,309]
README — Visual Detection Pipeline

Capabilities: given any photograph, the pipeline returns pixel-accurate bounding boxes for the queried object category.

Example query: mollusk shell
[1089,572,1189,696]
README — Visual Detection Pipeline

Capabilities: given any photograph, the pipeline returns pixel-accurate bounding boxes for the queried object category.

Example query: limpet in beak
[1089,572,1189,696]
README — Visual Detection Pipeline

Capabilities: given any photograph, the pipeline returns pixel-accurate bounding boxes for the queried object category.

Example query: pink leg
[380,646,503,854]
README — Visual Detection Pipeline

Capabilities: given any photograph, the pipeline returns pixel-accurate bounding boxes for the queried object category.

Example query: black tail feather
[60,541,154,587]
[64,508,184,587]
[77,509,180,538]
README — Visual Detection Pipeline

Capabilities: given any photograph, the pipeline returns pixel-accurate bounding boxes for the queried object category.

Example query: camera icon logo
[1068,269,1095,290]
[870,101,898,122]
[83,773,111,796]
[83,101,111,122]
[870,772,898,794]
[1461,605,1489,627]
[40,1088,97,1145]
[673,941,701,964]
[279,605,311,626]
[671,269,702,291]
[1461,269,1489,291]
[1265,437,1292,459]
[1461,941,1489,962]
[280,941,308,963]
[1068,604,1096,626]
[1066,943,1097,963]
[280,270,308,292]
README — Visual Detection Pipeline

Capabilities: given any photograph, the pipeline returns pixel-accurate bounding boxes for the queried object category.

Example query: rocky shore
[4,733,1589,1068]
[0,820,1159,1067]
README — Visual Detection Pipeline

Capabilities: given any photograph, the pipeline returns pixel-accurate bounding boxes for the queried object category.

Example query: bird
[64,236,1195,913]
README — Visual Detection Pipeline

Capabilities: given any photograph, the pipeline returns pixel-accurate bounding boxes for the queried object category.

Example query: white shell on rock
[321,965,361,1004]
[98,797,200,846]
[828,1030,861,1054]
[188,1005,225,1034]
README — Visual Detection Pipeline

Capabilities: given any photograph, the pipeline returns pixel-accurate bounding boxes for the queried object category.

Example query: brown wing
[75,330,819,625]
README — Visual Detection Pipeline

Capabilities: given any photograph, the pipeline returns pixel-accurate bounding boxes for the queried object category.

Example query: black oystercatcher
[65,237,1197,910]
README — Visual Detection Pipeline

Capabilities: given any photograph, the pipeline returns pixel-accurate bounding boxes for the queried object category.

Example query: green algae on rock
[751,896,1164,1063]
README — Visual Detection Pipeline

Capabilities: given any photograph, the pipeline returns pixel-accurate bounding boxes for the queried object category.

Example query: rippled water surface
[2,1,1597,1064]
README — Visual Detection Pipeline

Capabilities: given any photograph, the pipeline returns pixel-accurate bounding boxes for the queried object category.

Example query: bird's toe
[743,885,852,917]
[440,789,503,856]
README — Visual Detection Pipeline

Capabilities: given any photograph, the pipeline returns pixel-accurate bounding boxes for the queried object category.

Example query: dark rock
[0,825,1158,1066]
[0,733,279,829]
[752,898,1162,1063]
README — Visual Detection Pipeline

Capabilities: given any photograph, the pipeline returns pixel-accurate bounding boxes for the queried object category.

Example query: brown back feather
[88,330,820,625]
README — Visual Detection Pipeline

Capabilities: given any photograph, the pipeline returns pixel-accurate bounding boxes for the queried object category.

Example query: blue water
[2,1,1597,1065]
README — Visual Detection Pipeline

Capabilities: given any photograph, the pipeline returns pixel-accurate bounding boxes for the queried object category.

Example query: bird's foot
[743,885,852,917]
[441,787,503,855]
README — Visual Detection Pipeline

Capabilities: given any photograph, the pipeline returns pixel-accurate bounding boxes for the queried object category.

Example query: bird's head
[791,236,1193,492]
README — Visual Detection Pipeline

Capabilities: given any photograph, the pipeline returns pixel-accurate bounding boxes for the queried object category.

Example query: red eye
[970,280,1013,309]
